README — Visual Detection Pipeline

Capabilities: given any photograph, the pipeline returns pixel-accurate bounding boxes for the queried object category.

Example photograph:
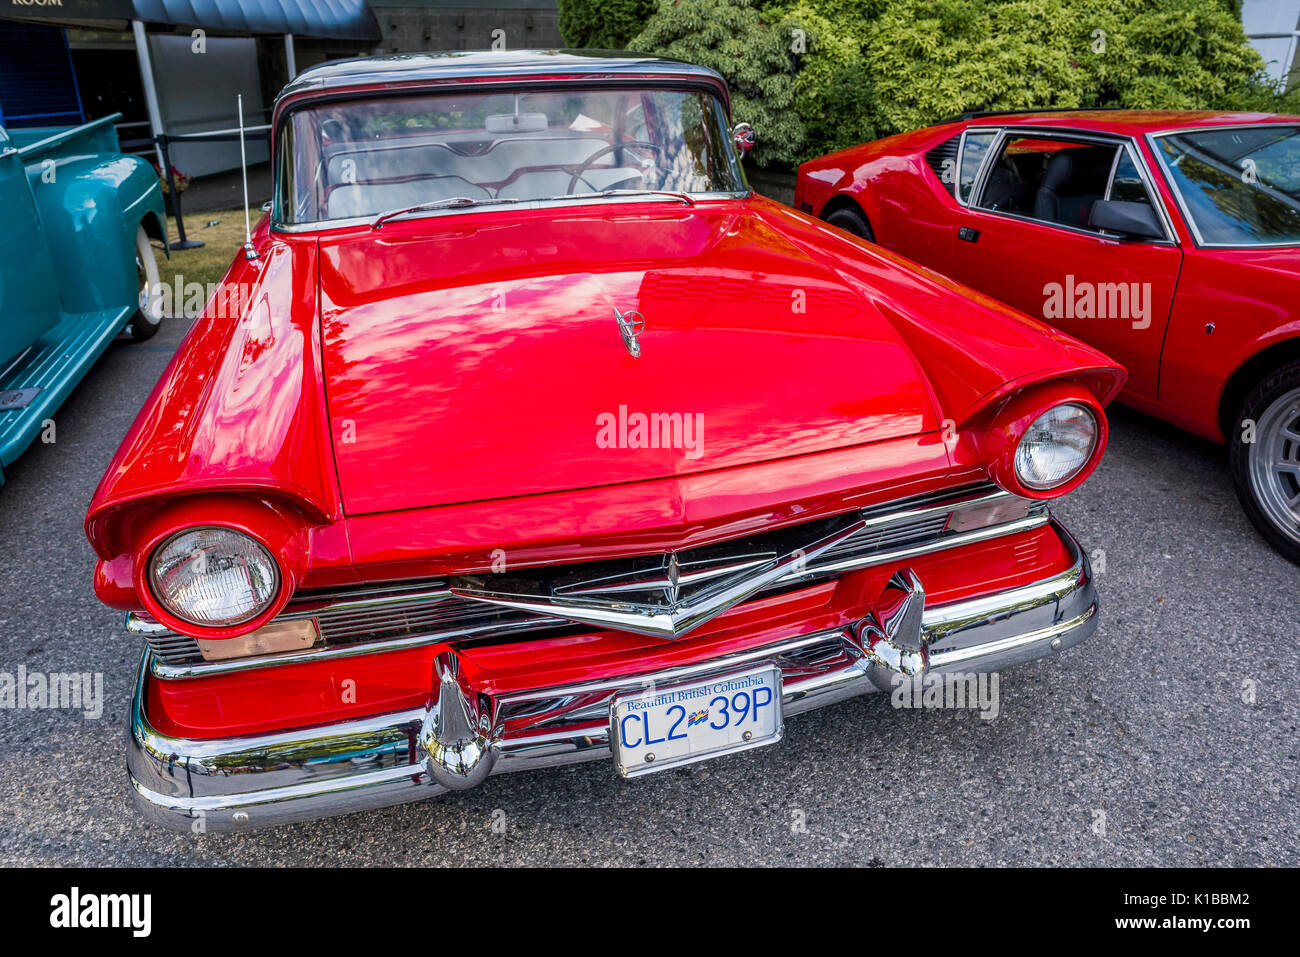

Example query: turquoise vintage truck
[0,112,167,484]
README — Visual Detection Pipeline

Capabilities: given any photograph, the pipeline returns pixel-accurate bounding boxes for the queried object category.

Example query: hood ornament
[614,307,645,358]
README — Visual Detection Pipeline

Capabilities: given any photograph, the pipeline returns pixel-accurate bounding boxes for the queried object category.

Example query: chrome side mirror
[732,122,755,159]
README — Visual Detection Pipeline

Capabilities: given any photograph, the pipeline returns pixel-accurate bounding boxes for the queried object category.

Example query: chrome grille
[818,512,952,560]
[135,483,1048,676]
[140,587,571,668]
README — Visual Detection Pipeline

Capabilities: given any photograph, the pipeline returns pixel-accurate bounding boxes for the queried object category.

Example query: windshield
[1153,125,1300,246]
[276,86,746,225]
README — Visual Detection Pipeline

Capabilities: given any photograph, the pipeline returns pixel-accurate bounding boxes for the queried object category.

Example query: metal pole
[130,20,165,175]
[158,135,202,249]
[132,20,203,249]
[285,33,297,79]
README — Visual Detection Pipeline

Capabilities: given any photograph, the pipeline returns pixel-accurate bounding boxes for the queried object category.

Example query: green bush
[585,0,1294,169]
[866,0,1274,135]
[766,1,882,161]
[557,0,657,49]
[629,0,805,167]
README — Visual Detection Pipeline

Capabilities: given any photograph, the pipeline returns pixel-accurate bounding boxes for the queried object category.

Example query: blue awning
[2,0,381,43]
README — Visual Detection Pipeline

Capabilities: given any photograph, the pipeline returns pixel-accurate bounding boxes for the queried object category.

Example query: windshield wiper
[370,196,522,229]
[544,189,696,207]
[369,188,696,229]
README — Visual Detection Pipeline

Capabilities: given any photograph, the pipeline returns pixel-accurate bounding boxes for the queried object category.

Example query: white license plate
[610,665,783,778]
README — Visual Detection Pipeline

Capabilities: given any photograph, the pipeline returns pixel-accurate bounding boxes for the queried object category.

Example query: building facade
[368,0,562,55]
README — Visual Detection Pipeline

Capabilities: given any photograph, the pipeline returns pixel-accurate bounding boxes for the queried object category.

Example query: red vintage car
[87,52,1122,831]
[796,109,1300,564]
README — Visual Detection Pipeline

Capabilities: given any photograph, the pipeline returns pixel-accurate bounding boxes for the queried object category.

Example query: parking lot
[1,307,1297,867]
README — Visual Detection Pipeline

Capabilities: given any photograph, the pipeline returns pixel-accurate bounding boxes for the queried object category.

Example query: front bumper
[128,522,1098,832]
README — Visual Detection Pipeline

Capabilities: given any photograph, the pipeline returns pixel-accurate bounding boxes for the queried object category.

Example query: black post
[158,133,204,250]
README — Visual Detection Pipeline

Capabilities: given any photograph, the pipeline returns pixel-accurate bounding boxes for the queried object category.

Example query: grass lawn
[156,209,249,303]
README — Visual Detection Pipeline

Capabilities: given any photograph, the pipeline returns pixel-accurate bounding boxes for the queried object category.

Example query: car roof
[948,109,1300,135]
[279,49,728,102]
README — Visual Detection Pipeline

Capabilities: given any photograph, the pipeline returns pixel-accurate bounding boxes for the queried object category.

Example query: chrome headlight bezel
[147,525,282,628]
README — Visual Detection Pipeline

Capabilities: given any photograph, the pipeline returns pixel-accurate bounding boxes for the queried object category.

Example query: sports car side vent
[924,135,961,196]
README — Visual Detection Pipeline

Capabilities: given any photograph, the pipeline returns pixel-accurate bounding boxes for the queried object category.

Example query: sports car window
[959,131,996,202]
[1153,125,1300,246]
[1107,149,1156,207]
[975,135,1119,232]
[276,86,746,225]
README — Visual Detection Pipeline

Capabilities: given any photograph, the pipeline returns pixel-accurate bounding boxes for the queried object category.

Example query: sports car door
[948,131,1182,399]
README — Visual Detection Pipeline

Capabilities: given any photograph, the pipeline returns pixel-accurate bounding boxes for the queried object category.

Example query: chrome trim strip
[928,606,1095,670]
[152,632,449,680]
[128,583,458,635]
[953,126,1000,207]
[127,521,1098,831]
[787,509,1048,580]
[147,611,567,680]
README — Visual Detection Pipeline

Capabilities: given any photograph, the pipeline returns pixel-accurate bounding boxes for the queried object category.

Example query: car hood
[317,202,941,515]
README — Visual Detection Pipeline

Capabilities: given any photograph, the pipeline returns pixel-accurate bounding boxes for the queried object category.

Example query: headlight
[1014,403,1098,490]
[149,527,280,627]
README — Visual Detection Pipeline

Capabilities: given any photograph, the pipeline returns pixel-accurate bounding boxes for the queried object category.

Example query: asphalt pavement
[1,310,1297,866]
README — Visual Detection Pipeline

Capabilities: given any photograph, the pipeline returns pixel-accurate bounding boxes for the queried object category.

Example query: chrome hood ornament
[450,516,868,640]
[614,306,645,358]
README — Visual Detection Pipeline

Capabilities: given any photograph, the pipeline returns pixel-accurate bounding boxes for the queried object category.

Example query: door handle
[958,226,980,243]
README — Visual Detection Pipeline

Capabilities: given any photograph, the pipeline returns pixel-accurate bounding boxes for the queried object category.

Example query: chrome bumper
[128,522,1098,832]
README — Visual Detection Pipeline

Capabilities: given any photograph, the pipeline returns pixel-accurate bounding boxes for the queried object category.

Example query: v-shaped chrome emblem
[552,550,777,607]
[450,516,868,640]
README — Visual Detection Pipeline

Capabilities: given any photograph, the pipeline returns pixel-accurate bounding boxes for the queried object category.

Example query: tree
[630,0,806,167]
[558,0,658,48]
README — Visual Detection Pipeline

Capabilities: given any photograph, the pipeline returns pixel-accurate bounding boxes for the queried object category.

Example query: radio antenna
[238,93,258,261]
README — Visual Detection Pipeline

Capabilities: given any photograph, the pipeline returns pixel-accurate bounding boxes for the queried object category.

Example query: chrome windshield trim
[272,190,752,234]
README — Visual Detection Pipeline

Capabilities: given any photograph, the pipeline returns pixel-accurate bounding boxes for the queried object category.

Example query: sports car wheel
[127,225,163,342]
[1231,359,1300,565]
[824,206,875,242]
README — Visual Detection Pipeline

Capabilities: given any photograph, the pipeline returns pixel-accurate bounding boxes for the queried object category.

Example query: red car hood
[318,203,940,515]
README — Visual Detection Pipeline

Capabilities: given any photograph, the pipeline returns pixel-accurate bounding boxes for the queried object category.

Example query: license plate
[610,665,783,778]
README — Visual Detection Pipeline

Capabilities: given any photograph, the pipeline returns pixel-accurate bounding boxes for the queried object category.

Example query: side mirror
[732,122,755,159]
[1089,199,1164,240]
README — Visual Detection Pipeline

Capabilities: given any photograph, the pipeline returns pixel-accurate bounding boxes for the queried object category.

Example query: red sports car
[87,52,1122,831]
[797,109,1300,564]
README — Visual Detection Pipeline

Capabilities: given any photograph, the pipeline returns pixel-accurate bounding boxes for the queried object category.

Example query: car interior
[977,137,1120,229]
[320,130,654,220]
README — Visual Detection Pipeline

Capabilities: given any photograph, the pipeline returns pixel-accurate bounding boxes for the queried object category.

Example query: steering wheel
[566,140,664,195]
